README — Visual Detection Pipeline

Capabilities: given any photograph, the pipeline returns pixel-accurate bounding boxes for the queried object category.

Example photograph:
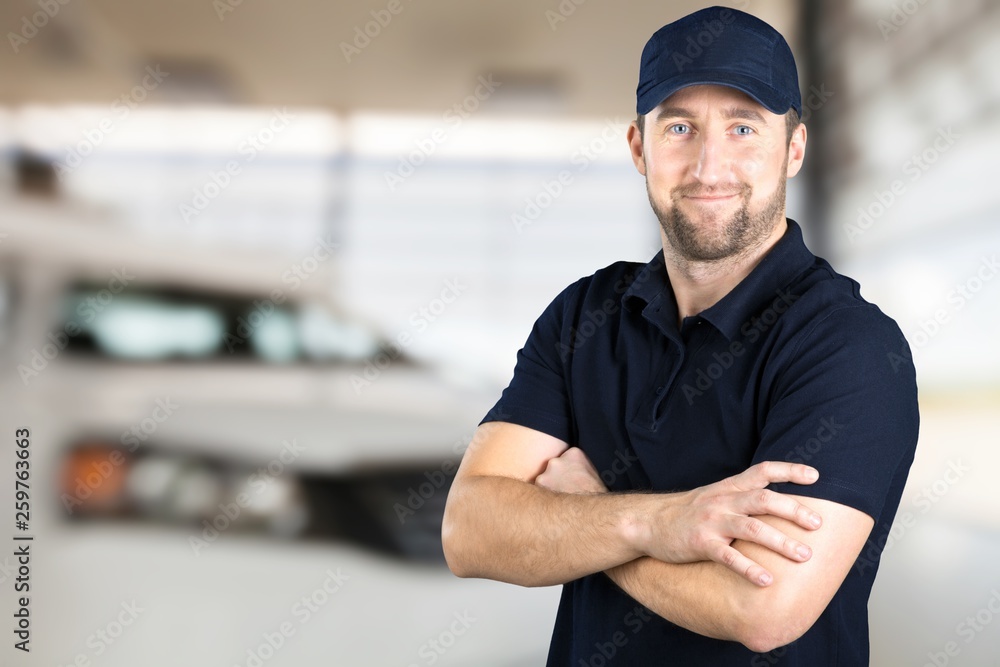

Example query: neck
[663,217,788,323]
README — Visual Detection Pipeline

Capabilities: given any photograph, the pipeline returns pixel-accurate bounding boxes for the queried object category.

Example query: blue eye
[734,125,755,135]
[668,124,690,135]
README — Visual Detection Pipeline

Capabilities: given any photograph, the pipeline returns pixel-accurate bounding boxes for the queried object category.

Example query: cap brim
[637,71,792,116]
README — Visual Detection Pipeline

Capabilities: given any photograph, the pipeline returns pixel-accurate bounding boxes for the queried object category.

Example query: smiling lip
[686,194,739,202]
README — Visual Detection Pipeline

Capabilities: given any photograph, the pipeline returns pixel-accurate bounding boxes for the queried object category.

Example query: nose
[689,134,730,186]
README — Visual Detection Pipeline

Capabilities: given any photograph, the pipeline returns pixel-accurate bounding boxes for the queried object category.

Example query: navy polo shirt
[482,220,919,666]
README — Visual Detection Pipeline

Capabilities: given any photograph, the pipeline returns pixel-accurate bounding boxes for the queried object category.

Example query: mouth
[684,193,740,203]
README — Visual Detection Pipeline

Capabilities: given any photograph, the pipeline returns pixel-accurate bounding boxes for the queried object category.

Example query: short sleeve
[480,279,586,445]
[751,305,919,520]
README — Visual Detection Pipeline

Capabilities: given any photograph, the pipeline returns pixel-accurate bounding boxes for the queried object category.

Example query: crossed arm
[441,421,874,653]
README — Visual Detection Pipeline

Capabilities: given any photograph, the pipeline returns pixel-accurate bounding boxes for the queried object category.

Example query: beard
[648,171,787,263]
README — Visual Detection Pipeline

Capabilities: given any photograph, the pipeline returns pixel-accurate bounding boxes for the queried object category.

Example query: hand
[535,447,608,494]
[636,461,823,586]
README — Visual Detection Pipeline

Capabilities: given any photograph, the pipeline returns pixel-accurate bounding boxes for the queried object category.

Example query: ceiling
[0,0,798,117]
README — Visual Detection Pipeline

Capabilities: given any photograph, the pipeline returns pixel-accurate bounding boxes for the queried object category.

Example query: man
[442,6,918,665]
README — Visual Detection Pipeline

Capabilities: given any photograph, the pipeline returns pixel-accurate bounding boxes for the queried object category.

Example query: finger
[727,514,814,562]
[729,461,819,492]
[711,543,774,587]
[738,488,823,530]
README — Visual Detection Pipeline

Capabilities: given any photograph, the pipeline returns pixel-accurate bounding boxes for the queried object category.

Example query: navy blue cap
[636,6,801,117]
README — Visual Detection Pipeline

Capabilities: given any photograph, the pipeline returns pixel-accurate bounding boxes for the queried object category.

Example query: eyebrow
[720,106,766,123]
[654,105,766,124]
[654,107,695,123]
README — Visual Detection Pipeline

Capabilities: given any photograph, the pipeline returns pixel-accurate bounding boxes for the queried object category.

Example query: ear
[627,120,646,176]
[786,122,807,178]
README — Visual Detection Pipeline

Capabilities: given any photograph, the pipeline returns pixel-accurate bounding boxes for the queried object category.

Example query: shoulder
[545,259,650,316]
[770,258,916,391]
[784,258,906,344]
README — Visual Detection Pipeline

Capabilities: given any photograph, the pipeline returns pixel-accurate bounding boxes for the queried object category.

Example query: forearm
[605,518,842,653]
[442,474,655,587]
[606,556,758,645]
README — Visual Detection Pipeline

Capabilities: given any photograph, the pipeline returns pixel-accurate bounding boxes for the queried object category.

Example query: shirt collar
[701,219,815,340]
[621,247,680,339]
[622,219,816,341]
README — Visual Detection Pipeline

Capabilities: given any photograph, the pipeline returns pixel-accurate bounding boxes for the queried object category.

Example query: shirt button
[656,386,665,395]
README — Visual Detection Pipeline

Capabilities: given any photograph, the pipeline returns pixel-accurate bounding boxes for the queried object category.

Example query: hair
[636,108,801,145]
[783,109,801,143]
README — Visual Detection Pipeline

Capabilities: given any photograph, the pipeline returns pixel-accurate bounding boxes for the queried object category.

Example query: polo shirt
[481,219,919,666]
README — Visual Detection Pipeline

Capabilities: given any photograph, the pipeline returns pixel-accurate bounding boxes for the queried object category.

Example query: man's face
[627,84,805,263]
